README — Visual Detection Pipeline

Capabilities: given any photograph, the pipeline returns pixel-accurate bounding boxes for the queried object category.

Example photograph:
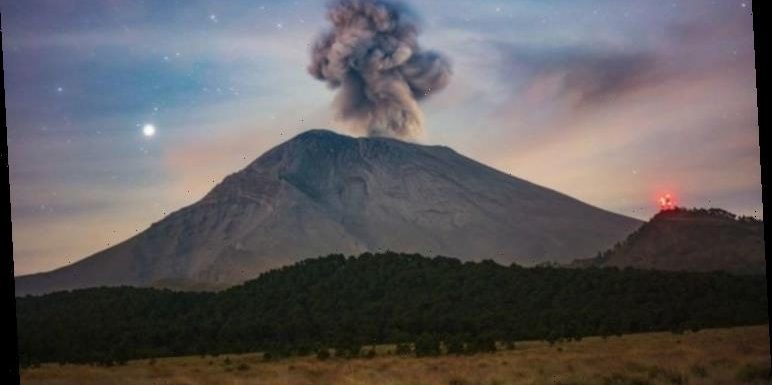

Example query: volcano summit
[15,130,642,295]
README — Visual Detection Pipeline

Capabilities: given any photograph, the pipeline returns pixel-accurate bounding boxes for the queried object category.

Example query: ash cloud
[308,0,452,139]
[501,45,661,109]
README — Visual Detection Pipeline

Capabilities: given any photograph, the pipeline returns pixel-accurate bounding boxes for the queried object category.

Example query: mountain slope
[570,208,765,274]
[15,129,642,295]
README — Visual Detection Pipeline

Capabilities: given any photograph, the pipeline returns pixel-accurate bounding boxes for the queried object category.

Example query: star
[142,124,156,137]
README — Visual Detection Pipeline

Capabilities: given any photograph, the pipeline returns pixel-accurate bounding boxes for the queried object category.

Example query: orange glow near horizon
[658,194,676,211]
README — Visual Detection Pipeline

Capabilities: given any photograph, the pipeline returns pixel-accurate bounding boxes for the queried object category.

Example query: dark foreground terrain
[21,325,771,385]
[17,252,768,367]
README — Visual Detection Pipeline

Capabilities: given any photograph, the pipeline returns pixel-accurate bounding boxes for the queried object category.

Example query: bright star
[142,124,156,137]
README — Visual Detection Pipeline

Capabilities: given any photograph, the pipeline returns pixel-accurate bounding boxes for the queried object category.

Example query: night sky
[2,0,759,275]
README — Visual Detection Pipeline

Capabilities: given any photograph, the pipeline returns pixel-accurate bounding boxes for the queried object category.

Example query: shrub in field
[736,363,770,383]
[395,343,413,356]
[445,337,465,355]
[466,336,496,354]
[333,342,361,359]
[690,364,708,378]
[316,348,330,361]
[414,334,441,357]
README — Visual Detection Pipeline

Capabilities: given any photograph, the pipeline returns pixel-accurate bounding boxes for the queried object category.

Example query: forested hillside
[16,252,768,366]
[571,208,765,274]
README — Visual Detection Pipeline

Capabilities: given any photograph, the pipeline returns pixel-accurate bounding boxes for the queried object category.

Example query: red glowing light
[658,194,676,211]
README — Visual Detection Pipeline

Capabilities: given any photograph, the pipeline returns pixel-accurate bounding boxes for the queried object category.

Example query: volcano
[15,129,642,295]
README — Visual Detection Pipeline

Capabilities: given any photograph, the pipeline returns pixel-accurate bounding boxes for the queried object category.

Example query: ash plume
[308,0,452,139]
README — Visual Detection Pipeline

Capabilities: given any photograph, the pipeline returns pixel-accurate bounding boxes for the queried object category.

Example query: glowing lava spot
[658,194,676,211]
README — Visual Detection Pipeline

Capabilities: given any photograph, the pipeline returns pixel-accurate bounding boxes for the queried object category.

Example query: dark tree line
[16,252,768,367]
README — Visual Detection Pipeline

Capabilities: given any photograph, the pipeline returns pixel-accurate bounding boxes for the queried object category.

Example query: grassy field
[21,325,770,385]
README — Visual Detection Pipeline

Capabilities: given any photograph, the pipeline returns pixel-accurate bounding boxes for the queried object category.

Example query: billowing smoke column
[308,0,452,138]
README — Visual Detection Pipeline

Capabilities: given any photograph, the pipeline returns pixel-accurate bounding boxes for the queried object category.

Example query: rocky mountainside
[15,129,642,295]
[570,208,765,274]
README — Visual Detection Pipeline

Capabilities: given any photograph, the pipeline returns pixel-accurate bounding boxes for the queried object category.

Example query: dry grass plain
[21,325,770,385]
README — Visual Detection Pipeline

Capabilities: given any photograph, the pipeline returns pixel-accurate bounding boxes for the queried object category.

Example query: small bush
[736,364,770,383]
[446,338,465,355]
[236,363,250,371]
[294,345,312,356]
[603,373,651,385]
[316,348,330,361]
[414,334,441,357]
[665,373,687,385]
[395,343,413,356]
[467,336,496,354]
[646,367,687,385]
[690,364,708,378]
[334,344,361,359]
[100,360,115,367]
